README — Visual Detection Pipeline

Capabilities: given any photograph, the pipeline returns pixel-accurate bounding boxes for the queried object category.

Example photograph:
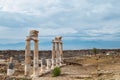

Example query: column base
[59,63,62,66]
[31,74,39,78]
[55,58,60,67]
[24,64,31,76]
[7,69,14,76]
[40,69,45,74]
[51,65,55,69]
[40,66,46,74]
[56,64,60,67]
[46,66,51,70]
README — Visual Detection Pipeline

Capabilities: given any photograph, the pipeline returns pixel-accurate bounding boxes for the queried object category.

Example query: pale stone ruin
[7,57,14,76]
[51,36,63,69]
[25,30,39,77]
[24,30,63,78]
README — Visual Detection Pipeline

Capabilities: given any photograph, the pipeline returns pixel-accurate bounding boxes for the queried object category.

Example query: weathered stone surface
[30,30,39,37]
[8,63,14,69]
[25,30,39,77]
[46,59,51,70]
[41,58,46,66]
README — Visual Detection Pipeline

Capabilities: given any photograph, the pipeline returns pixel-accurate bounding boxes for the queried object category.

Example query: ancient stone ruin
[25,30,39,77]
[24,30,63,78]
[51,36,63,69]
[7,57,14,76]
[0,30,120,80]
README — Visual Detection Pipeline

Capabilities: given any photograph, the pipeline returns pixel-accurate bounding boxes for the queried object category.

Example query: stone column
[33,39,39,77]
[40,58,46,73]
[51,40,55,69]
[10,57,13,63]
[46,59,51,71]
[7,57,14,76]
[59,42,63,66]
[56,42,60,67]
[25,39,31,76]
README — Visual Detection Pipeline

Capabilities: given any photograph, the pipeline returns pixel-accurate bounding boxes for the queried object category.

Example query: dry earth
[34,55,120,80]
[0,54,120,80]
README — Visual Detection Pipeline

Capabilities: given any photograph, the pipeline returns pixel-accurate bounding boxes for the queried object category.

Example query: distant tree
[92,48,98,56]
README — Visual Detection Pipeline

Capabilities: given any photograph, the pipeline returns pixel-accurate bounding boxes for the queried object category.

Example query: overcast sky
[0,0,120,50]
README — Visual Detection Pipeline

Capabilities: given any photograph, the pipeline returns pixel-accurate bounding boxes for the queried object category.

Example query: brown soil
[0,54,120,80]
[38,55,120,80]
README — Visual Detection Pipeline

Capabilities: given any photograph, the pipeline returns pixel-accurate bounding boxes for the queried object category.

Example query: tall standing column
[25,39,31,76]
[33,39,39,77]
[51,40,55,69]
[59,42,63,66]
[56,42,60,67]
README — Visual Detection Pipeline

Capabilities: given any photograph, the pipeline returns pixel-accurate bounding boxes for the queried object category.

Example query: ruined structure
[7,57,14,76]
[24,30,63,77]
[25,30,39,77]
[51,36,63,69]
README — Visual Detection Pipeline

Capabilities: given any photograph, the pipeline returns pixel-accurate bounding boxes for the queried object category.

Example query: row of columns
[24,30,63,77]
[51,36,63,69]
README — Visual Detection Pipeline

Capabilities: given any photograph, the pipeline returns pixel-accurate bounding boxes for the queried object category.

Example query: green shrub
[52,67,61,77]
[92,48,99,55]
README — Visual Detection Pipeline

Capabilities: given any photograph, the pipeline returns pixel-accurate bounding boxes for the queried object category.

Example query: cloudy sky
[0,0,120,50]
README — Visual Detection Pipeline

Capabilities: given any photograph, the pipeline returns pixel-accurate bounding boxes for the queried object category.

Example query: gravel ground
[33,56,120,80]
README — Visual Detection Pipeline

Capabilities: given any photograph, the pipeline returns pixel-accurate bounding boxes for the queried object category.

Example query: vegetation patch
[52,67,61,77]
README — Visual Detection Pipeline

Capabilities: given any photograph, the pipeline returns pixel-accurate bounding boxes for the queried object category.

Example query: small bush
[52,67,61,77]
[92,48,99,56]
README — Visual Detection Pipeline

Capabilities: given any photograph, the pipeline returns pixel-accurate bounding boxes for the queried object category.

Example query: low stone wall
[0,49,120,60]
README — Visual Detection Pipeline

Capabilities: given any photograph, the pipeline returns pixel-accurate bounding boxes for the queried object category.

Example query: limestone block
[46,59,51,70]
[7,69,14,76]
[40,58,46,73]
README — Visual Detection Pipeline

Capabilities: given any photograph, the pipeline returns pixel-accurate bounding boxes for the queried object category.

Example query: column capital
[34,39,38,42]
[52,40,55,43]
[60,41,62,44]
[29,37,38,41]
[54,40,60,43]
[55,36,62,40]
[26,36,31,41]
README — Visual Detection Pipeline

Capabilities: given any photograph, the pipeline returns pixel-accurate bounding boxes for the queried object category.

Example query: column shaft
[33,40,39,76]
[52,42,55,60]
[56,42,60,66]
[59,42,63,65]
[25,40,31,76]
[60,42,63,56]
[51,41,55,69]
[46,59,51,70]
